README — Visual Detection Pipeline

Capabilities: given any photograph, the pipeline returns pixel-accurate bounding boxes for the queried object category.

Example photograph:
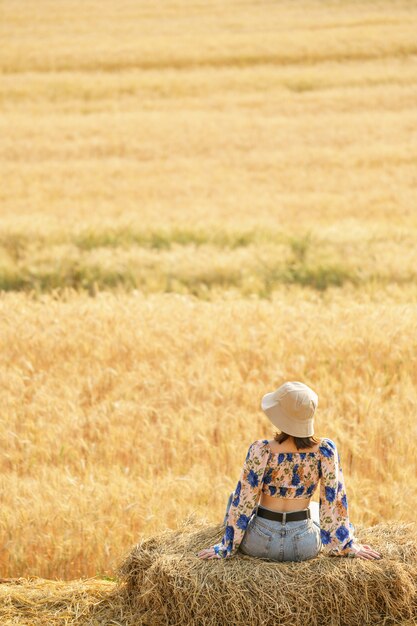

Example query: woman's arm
[198,436,381,561]
[320,439,381,560]
[319,438,360,557]
[198,439,270,559]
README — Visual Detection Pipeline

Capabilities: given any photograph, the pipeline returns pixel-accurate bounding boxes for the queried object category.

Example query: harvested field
[0,517,415,625]
[1,0,417,623]
[0,577,116,626]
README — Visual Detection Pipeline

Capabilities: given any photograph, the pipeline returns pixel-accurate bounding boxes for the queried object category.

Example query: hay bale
[116,515,417,626]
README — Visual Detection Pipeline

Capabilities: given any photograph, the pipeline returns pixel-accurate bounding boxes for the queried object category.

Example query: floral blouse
[208,437,358,559]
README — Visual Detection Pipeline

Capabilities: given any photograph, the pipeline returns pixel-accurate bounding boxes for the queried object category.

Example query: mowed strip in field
[1,0,417,295]
[0,0,417,581]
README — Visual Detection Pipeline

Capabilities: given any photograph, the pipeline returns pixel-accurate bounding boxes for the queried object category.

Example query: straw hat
[261,381,318,437]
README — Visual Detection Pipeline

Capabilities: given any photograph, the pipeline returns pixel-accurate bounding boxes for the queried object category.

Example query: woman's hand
[349,542,382,560]
[197,546,222,560]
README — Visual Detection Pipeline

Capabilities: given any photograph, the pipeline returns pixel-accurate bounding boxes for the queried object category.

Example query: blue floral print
[291,466,301,485]
[306,484,315,495]
[247,469,259,488]
[263,468,273,484]
[335,525,350,542]
[321,529,332,544]
[319,444,333,458]
[204,437,358,558]
[325,486,336,502]
[236,513,251,530]
[225,525,234,542]
[232,481,241,506]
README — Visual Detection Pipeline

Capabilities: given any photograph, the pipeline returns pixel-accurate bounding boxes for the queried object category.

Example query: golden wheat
[0,289,416,577]
[0,0,416,581]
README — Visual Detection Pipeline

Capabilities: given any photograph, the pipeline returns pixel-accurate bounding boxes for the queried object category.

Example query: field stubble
[0,0,417,594]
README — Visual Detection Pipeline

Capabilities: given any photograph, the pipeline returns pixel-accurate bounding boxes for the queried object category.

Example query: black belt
[257,506,311,522]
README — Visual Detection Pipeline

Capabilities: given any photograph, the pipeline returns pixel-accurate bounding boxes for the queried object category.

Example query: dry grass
[0,517,415,625]
[0,577,116,626]
[0,0,417,615]
[116,516,417,626]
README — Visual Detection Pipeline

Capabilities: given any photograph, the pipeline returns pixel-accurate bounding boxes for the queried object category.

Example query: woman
[198,381,382,562]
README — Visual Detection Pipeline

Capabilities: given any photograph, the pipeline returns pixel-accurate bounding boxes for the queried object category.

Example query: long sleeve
[319,438,358,557]
[212,439,270,558]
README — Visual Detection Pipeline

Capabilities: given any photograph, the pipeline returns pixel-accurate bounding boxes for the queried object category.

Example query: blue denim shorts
[223,493,322,562]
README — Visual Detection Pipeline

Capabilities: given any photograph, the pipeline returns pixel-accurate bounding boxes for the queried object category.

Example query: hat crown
[277,382,317,418]
[261,381,318,437]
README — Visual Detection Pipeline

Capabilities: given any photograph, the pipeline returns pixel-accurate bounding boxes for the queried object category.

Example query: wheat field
[0,0,417,581]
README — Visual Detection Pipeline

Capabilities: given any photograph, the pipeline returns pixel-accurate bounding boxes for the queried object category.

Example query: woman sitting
[198,381,381,562]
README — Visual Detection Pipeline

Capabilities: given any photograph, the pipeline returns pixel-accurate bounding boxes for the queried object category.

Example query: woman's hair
[274,430,321,450]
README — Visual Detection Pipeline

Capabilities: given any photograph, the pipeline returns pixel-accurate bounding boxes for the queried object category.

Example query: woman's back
[259,437,323,512]
[210,437,358,558]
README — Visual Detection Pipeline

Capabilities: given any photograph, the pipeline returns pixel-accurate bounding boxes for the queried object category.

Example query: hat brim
[261,393,315,438]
